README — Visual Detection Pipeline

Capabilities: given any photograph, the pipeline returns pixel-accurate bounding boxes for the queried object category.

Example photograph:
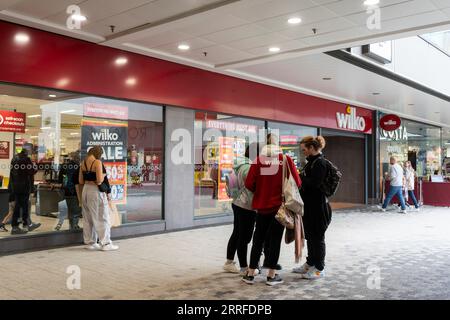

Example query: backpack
[225,169,240,200]
[312,158,342,198]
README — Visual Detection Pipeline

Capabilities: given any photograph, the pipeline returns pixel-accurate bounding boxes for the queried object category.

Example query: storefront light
[115,57,128,66]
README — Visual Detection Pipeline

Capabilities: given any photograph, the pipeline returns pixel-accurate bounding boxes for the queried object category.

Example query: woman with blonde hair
[79,145,118,251]
[404,161,420,211]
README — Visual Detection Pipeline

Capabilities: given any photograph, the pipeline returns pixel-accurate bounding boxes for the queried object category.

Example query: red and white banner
[0,110,26,133]
[83,103,128,120]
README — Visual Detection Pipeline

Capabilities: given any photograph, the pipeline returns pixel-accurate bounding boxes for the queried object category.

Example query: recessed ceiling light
[125,77,137,86]
[178,44,190,51]
[115,57,128,66]
[435,112,440,114]
[364,0,380,5]
[14,33,30,44]
[70,132,79,135]
[322,77,332,80]
[49,94,57,98]
[372,92,380,95]
[40,127,51,130]
[288,17,302,24]
[408,103,415,106]
[28,114,41,118]
[70,14,87,22]
[269,47,280,53]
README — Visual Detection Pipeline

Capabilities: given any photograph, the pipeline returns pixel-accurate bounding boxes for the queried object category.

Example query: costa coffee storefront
[0,20,374,253]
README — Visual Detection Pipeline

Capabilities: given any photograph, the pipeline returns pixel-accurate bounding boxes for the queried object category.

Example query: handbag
[276,155,303,229]
[281,155,304,215]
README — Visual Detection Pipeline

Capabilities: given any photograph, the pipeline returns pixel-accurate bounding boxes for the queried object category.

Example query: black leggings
[306,233,326,271]
[249,212,284,270]
[226,204,256,268]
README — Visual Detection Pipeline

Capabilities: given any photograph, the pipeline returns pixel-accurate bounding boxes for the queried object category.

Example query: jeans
[408,190,419,208]
[306,233,326,271]
[12,193,30,228]
[226,204,256,268]
[58,196,82,229]
[382,186,406,210]
[249,212,284,270]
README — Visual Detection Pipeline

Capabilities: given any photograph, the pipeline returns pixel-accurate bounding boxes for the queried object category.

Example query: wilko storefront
[0,20,375,253]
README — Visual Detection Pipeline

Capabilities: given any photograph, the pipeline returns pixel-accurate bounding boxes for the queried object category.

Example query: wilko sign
[379,114,401,131]
[0,110,26,133]
[83,103,128,120]
[336,106,367,132]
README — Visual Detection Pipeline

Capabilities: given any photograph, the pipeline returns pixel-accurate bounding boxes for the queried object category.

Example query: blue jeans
[382,186,406,210]
[408,190,419,208]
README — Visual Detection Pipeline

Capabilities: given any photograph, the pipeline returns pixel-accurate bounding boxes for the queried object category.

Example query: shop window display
[0,83,163,238]
[194,113,264,217]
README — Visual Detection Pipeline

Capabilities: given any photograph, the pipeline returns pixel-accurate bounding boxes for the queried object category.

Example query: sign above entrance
[0,110,26,133]
[379,114,401,131]
[83,103,128,120]
[336,106,370,133]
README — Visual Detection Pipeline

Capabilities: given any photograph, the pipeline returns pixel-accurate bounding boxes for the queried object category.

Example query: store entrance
[322,130,366,210]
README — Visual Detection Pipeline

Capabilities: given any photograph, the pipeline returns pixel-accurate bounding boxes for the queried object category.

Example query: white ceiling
[1,0,450,127]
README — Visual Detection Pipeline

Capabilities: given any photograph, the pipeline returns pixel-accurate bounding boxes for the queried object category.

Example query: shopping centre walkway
[1,206,450,300]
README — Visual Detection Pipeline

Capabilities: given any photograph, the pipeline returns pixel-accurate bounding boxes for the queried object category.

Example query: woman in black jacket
[294,136,332,279]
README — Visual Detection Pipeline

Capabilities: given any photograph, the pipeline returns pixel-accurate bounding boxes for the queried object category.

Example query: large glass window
[267,122,317,173]
[380,116,442,180]
[0,83,163,239]
[194,112,265,217]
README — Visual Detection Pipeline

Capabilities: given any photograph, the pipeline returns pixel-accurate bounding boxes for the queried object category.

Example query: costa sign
[0,110,26,133]
[379,114,401,131]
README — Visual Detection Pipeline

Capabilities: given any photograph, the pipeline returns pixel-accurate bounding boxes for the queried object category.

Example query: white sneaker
[377,205,386,212]
[301,267,325,280]
[240,267,260,276]
[223,261,239,273]
[399,209,407,214]
[101,243,119,251]
[85,243,101,251]
[415,207,420,212]
[293,262,312,274]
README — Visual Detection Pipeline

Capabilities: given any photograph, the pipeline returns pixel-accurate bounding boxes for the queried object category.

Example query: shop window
[194,112,264,217]
[267,122,318,173]
[0,83,163,239]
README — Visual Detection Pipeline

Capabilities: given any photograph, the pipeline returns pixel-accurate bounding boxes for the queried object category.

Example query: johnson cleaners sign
[336,106,367,132]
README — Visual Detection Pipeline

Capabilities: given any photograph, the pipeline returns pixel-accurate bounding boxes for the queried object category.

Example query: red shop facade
[0,20,376,253]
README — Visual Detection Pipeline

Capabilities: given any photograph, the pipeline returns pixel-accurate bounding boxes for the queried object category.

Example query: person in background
[379,156,407,214]
[404,161,420,211]
[223,143,259,275]
[55,152,82,231]
[9,149,40,234]
[243,134,301,286]
[0,182,15,232]
[294,136,331,280]
[79,146,118,251]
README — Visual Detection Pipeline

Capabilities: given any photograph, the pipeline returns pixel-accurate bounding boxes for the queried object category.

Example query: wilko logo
[379,114,401,131]
[336,106,366,132]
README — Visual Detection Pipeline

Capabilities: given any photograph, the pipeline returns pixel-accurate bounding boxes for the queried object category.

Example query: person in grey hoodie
[223,143,259,275]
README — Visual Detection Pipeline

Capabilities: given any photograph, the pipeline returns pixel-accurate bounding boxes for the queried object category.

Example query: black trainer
[242,274,255,285]
[266,274,284,286]
[27,223,41,232]
[11,227,28,235]
[0,224,8,232]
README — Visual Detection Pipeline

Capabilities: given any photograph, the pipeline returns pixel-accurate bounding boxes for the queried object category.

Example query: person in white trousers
[78,146,118,251]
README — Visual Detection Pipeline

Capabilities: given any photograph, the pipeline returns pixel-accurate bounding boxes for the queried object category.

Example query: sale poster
[0,141,10,159]
[81,119,128,204]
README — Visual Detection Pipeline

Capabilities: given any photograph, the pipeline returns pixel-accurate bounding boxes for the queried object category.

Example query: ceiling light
[14,33,30,44]
[31,136,38,139]
[125,77,137,86]
[70,14,87,22]
[322,77,332,80]
[70,132,79,135]
[269,47,280,53]
[28,114,41,118]
[372,92,380,95]
[408,103,415,106]
[49,94,57,98]
[178,44,190,51]
[364,0,380,5]
[288,17,302,24]
[40,127,51,130]
[60,109,76,114]
[115,57,128,66]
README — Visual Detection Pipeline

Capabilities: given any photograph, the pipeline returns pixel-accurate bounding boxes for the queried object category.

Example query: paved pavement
[1,205,450,300]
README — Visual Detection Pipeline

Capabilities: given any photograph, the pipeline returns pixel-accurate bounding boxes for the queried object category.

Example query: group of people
[223,135,332,286]
[0,145,119,252]
[380,156,421,213]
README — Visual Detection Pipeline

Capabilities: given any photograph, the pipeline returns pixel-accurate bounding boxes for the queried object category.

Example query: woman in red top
[242,134,301,286]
